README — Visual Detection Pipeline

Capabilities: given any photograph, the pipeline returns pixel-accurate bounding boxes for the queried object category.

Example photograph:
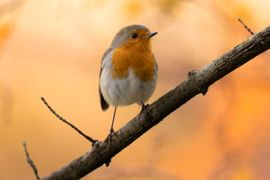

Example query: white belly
[100,68,157,107]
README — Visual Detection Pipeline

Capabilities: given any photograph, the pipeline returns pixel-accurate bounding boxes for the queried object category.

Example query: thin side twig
[40,97,97,144]
[22,142,40,180]
[238,18,255,35]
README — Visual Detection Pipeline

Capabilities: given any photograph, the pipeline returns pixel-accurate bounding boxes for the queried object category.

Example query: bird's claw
[140,103,149,114]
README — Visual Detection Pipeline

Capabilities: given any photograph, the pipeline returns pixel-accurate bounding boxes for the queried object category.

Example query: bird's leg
[110,107,117,134]
[104,107,117,166]
[108,107,117,145]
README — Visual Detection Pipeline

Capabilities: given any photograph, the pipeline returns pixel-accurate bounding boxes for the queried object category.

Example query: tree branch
[238,18,254,35]
[42,26,270,180]
[22,142,40,180]
[40,97,97,144]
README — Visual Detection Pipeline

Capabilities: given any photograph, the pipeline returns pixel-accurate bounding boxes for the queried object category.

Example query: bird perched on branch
[99,24,158,137]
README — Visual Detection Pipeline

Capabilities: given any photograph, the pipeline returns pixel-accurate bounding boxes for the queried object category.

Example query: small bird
[99,24,158,136]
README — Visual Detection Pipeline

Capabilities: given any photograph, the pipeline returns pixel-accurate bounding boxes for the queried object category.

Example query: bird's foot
[140,102,149,114]
[104,128,115,166]
[139,102,154,121]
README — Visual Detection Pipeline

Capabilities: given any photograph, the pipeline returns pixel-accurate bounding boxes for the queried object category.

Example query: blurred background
[0,0,270,179]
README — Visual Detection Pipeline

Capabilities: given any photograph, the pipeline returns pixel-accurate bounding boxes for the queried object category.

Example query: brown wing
[99,86,109,111]
[98,48,112,111]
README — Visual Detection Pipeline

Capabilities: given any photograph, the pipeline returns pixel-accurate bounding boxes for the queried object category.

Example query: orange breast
[111,45,155,81]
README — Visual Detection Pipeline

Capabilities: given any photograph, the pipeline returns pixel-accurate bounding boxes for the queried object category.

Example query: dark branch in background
[22,25,270,179]
[40,97,97,144]
[22,142,40,180]
[238,18,254,35]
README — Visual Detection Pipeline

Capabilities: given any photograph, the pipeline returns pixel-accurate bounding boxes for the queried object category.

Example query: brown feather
[98,48,112,111]
[99,86,109,111]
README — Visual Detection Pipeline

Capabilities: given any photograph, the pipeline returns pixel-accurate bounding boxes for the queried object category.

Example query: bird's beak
[149,32,158,38]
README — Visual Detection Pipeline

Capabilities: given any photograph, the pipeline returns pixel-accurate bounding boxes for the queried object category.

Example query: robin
[99,24,158,136]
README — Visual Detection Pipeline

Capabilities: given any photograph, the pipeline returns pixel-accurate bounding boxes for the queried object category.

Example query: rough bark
[43,26,270,180]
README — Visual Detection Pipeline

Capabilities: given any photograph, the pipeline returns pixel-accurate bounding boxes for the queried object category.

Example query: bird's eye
[130,33,138,39]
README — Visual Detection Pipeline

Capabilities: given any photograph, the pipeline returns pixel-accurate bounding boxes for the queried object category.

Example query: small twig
[238,18,255,35]
[22,142,40,180]
[40,97,97,144]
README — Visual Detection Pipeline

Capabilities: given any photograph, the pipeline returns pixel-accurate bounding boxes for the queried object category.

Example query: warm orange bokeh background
[1,0,270,179]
